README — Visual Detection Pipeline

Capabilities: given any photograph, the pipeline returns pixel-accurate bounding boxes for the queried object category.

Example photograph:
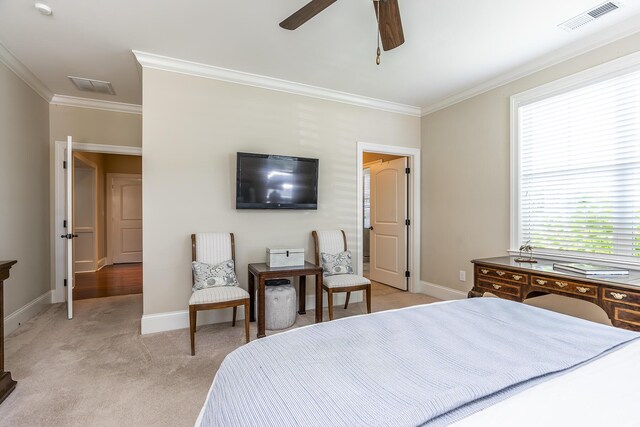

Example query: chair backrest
[191,233,236,285]
[312,230,347,266]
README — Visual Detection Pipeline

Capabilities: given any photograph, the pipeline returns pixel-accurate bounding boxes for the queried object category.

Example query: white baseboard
[74,260,96,273]
[417,281,467,301]
[141,291,363,335]
[97,257,108,270]
[4,290,53,337]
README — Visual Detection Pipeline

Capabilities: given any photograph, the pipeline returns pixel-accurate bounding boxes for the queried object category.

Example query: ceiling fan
[279,0,405,62]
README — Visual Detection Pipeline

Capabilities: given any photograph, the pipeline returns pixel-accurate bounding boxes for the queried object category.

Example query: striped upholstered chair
[189,233,249,356]
[312,230,371,320]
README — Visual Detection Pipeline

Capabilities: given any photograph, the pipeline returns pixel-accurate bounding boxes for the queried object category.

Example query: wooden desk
[470,256,640,331]
[248,262,323,338]
[0,260,17,405]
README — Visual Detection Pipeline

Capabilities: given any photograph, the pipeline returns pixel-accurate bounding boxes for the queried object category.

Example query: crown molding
[132,50,421,117]
[421,21,640,116]
[0,41,52,102]
[50,95,142,114]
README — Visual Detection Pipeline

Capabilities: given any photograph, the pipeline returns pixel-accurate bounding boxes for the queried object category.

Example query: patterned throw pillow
[192,259,239,291]
[321,250,354,276]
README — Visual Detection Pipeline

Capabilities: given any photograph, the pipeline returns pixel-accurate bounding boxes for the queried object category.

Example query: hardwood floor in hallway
[73,263,142,300]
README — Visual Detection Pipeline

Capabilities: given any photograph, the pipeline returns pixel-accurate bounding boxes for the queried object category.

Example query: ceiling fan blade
[374,0,405,51]
[280,0,338,30]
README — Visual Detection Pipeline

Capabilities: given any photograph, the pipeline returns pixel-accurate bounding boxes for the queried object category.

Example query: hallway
[73,263,142,300]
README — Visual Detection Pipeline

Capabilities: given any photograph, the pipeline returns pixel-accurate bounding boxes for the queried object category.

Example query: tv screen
[236,152,319,209]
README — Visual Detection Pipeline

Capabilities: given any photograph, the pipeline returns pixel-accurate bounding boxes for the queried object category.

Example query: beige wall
[142,68,420,315]
[421,31,640,324]
[0,61,50,316]
[50,104,141,147]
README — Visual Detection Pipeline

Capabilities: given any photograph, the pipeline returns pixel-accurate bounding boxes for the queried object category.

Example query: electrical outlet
[459,270,466,282]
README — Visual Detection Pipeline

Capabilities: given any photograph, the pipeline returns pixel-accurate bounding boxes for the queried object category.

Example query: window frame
[510,50,640,268]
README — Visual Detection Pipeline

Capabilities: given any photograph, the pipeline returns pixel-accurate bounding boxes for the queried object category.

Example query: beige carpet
[0,283,439,426]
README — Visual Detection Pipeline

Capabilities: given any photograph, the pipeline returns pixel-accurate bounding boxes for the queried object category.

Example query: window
[511,54,640,265]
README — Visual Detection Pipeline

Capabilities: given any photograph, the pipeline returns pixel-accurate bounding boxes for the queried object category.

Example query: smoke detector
[68,76,116,95]
[34,2,52,16]
[559,2,620,31]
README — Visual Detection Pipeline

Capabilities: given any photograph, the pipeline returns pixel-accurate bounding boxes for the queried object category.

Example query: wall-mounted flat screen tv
[236,152,319,210]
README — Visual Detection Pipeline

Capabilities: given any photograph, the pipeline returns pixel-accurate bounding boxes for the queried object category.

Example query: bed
[196,298,640,426]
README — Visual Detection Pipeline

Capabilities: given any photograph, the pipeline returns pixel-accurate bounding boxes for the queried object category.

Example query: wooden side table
[248,262,323,338]
[0,260,17,405]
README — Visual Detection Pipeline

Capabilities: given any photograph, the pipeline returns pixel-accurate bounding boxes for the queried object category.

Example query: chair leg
[366,285,372,314]
[328,289,334,321]
[244,301,250,343]
[344,291,351,309]
[189,306,197,356]
[232,306,237,327]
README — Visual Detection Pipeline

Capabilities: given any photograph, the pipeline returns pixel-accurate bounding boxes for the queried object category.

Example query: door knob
[60,234,79,239]
[369,226,374,231]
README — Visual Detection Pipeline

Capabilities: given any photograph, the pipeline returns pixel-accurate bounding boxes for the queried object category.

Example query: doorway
[356,142,421,294]
[363,153,408,290]
[53,141,143,314]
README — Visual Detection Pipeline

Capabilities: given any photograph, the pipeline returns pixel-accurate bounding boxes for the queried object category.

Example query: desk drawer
[478,279,521,297]
[476,266,528,284]
[602,288,640,307]
[532,276,597,298]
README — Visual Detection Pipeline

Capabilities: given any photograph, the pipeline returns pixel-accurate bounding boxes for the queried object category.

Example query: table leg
[248,270,255,322]
[298,275,306,315]
[258,277,266,338]
[315,273,323,323]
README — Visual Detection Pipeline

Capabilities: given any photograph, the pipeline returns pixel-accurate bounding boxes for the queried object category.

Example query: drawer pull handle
[576,287,589,294]
[512,275,522,281]
[611,292,627,300]
[536,279,547,285]
[480,269,489,274]
[555,281,568,288]
[496,271,505,277]
[492,284,502,290]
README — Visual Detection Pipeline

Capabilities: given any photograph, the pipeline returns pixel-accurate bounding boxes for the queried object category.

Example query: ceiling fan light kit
[279,0,405,64]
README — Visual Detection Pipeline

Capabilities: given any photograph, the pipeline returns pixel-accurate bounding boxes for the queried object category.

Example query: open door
[62,136,76,319]
[369,157,408,290]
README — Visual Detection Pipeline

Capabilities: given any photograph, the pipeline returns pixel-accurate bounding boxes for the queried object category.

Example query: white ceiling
[1,0,640,111]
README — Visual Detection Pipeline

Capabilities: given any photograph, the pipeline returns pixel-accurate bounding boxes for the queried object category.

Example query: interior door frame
[51,141,142,304]
[356,142,420,293]
[106,173,143,265]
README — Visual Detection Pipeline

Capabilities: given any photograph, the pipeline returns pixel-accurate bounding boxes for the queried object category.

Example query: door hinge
[63,220,67,228]
[64,279,67,287]
[405,167,410,174]
[405,271,410,278]
[405,219,410,226]
[63,160,67,169]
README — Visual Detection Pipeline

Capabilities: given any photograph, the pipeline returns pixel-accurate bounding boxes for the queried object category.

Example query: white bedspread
[196,300,640,426]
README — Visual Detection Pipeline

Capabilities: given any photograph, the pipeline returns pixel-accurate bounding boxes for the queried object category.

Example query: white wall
[142,68,420,319]
[420,31,640,324]
[0,60,50,324]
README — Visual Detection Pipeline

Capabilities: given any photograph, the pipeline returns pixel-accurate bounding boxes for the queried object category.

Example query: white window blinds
[518,68,640,261]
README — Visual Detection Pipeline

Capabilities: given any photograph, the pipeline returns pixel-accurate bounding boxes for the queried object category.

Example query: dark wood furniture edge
[0,260,17,405]
[189,234,249,356]
[470,257,640,332]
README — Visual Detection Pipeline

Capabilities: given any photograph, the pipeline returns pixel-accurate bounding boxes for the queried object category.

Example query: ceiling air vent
[559,1,620,31]
[68,76,116,95]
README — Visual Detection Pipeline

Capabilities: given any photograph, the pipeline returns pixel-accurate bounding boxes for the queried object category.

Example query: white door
[111,175,142,263]
[73,158,97,273]
[63,136,75,319]
[369,157,408,290]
